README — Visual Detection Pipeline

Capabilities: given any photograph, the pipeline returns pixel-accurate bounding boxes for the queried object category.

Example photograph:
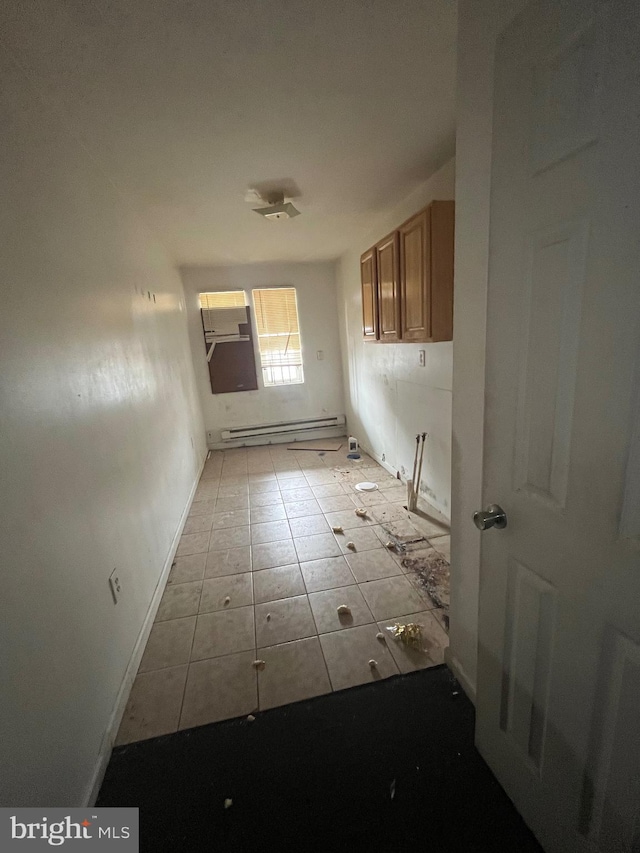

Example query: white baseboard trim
[444,647,477,705]
[357,440,450,523]
[356,440,402,482]
[84,452,207,806]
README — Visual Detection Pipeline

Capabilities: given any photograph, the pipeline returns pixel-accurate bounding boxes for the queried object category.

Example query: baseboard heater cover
[221,415,345,442]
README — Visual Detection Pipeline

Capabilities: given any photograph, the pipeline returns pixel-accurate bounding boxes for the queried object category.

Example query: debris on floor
[224,798,233,809]
[402,550,450,612]
[386,622,423,649]
[286,439,343,451]
[100,668,541,853]
[332,465,354,475]
[399,535,429,551]
[246,714,256,722]
[377,520,427,553]
[390,779,396,800]
[117,440,452,748]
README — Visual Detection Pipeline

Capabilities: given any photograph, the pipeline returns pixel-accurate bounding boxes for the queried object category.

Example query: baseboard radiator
[220,415,345,443]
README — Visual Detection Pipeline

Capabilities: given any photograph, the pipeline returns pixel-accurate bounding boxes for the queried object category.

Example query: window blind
[253,287,304,386]
[199,291,246,310]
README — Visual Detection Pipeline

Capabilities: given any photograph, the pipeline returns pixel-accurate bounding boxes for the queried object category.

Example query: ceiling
[3,0,457,265]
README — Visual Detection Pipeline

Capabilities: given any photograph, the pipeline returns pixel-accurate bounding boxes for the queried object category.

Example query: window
[197,290,259,393]
[253,287,304,387]
[199,290,248,348]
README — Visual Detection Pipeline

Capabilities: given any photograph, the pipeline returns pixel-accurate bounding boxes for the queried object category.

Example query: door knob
[473,504,507,531]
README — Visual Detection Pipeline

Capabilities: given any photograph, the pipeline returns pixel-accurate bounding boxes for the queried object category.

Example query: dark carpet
[98,665,542,852]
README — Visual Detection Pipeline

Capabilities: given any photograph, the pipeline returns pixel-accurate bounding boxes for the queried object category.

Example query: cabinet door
[429,200,454,342]
[399,207,430,342]
[360,248,378,340]
[376,232,400,342]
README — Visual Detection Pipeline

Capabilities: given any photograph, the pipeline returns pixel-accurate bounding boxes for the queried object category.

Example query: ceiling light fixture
[252,191,301,221]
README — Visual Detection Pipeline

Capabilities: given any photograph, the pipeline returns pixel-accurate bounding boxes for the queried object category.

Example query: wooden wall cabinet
[398,207,430,342]
[360,200,454,343]
[399,200,454,342]
[375,231,400,342]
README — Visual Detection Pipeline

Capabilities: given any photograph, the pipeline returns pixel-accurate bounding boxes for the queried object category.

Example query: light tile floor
[116,441,450,744]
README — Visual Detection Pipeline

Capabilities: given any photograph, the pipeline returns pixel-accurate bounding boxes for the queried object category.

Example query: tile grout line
[251,552,260,714]
[174,578,203,731]
[317,628,337,692]
[128,443,449,740]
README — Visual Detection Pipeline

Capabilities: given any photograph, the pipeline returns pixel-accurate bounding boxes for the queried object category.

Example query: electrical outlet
[109,569,122,605]
[316,350,324,360]
[419,350,426,366]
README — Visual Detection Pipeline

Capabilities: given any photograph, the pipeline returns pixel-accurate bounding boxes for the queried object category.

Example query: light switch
[419,350,426,366]
[317,350,324,360]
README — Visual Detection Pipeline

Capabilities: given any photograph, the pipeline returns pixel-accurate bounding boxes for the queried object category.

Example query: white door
[476,1,640,851]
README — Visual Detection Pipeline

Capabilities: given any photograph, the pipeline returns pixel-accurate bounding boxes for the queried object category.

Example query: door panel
[376,232,400,342]
[499,558,557,773]
[429,201,454,342]
[399,209,430,341]
[583,628,640,850]
[513,218,588,508]
[360,249,378,340]
[477,1,640,851]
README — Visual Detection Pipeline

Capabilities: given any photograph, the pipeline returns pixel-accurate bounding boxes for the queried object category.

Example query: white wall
[336,159,455,518]
[448,0,529,699]
[0,53,205,805]
[181,263,345,444]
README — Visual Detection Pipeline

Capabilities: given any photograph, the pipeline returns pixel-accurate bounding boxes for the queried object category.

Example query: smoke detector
[251,190,301,221]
